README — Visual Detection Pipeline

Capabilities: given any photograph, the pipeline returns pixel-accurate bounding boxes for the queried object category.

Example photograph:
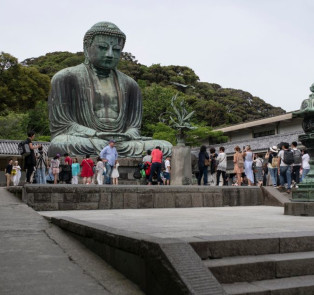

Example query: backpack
[271,157,279,168]
[18,140,31,156]
[143,161,152,176]
[283,150,294,165]
[133,168,142,179]
[293,149,302,165]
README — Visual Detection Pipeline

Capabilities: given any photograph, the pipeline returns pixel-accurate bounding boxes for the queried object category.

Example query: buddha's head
[83,22,126,71]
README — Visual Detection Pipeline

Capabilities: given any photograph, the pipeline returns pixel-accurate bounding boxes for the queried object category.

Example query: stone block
[206,238,280,258]
[280,235,314,253]
[99,193,111,209]
[80,193,100,203]
[164,193,175,208]
[138,193,153,208]
[58,202,77,210]
[203,193,215,207]
[124,193,138,209]
[76,202,99,210]
[51,193,64,203]
[24,192,34,205]
[276,256,314,278]
[191,193,203,207]
[64,193,80,203]
[111,193,123,209]
[210,261,276,283]
[154,194,165,208]
[32,203,59,211]
[34,193,51,203]
[190,242,210,259]
[175,193,192,208]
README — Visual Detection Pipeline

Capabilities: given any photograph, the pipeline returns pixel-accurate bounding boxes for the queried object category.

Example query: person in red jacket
[148,146,163,185]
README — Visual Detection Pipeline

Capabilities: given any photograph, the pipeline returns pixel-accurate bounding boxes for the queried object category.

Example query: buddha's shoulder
[116,70,139,88]
[51,64,87,82]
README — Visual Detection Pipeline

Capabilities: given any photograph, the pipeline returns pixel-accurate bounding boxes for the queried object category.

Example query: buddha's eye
[98,45,108,50]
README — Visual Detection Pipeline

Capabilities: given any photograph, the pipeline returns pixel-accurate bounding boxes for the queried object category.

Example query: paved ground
[40,205,314,242]
[0,188,143,295]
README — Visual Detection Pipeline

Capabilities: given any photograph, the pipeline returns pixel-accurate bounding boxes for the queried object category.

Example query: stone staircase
[191,232,314,294]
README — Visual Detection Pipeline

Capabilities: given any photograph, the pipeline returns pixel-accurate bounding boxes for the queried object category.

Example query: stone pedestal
[170,146,192,185]
[285,202,314,216]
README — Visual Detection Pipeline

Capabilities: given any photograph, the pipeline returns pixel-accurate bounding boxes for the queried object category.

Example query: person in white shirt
[216,146,227,186]
[277,142,293,193]
[163,156,171,185]
[143,150,152,163]
[96,157,105,185]
[301,149,310,182]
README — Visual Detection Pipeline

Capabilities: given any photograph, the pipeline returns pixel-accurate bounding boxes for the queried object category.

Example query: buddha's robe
[48,63,172,157]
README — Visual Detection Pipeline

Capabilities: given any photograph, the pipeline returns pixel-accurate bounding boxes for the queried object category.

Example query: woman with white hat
[265,146,279,187]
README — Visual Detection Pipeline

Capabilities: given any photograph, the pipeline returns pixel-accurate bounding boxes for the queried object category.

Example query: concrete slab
[0,188,143,295]
[40,206,314,240]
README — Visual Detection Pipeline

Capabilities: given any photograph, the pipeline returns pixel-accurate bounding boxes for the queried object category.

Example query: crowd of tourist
[4,132,172,186]
[197,141,310,194]
[4,131,310,190]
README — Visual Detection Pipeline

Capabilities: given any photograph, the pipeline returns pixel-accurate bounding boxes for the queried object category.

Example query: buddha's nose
[105,47,113,58]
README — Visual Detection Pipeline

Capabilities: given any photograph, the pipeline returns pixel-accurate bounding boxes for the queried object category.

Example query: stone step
[190,232,314,259]
[222,275,314,295]
[204,251,314,284]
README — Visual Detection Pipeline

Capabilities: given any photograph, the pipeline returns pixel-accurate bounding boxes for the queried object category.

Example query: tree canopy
[0,50,285,145]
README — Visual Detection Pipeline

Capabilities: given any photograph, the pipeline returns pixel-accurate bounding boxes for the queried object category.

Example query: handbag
[204,158,210,166]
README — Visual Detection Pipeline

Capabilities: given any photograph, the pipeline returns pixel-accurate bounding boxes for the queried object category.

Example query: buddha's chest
[93,77,119,121]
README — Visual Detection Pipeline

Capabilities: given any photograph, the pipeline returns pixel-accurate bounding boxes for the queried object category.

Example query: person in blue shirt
[100,140,118,184]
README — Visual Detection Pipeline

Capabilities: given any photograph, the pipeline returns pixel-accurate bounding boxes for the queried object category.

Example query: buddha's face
[87,35,122,70]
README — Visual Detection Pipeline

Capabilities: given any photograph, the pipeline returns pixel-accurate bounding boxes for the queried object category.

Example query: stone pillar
[170,146,192,185]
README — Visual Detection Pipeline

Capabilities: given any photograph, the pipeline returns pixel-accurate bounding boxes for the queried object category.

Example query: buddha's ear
[83,43,90,65]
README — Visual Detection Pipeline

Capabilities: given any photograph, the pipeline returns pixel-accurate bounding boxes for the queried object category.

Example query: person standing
[12,160,22,186]
[35,146,48,184]
[163,156,171,185]
[198,146,209,185]
[291,141,302,188]
[50,155,60,185]
[25,131,42,183]
[96,157,105,185]
[148,146,163,185]
[143,150,152,163]
[277,142,293,193]
[208,148,218,186]
[301,149,310,182]
[233,146,244,186]
[254,153,264,187]
[216,147,227,186]
[243,145,254,186]
[71,158,80,184]
[265,146,279,187]
[100,140,118,184]
[111,161,120,185]
[80,155,94,185]
[5,159,13,187]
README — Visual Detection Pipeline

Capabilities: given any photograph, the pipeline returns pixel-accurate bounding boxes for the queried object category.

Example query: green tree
[0,52,50,114]
[0,112,29,140]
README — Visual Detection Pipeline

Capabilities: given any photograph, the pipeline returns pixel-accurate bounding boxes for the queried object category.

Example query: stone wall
[21,185,264,211]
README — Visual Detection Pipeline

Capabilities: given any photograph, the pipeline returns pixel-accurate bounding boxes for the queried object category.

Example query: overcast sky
[2,0,314,112]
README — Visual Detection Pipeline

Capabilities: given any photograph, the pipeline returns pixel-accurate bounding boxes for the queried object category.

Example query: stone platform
[41,206,314,295]
[285,201,314,216]
[19,184,265,211]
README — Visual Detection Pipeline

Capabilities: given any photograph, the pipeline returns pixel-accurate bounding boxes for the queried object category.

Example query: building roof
[192,130,304,156]
[215,113,294,133]
[0,140,50,156]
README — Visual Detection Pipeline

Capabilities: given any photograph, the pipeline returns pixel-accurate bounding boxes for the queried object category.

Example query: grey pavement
[40,206,314,241]
[0,188,143,295]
